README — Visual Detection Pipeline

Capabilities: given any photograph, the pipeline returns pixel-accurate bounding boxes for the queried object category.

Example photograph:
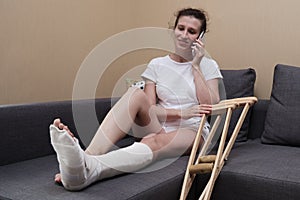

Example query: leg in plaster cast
[51,88,162,190]
[51,119,205,191]
[50,122,102,190]
[50,120,154,191]
[52,118,89,184]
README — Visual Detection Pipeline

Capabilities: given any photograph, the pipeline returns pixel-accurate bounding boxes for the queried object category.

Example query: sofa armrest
[0,98,117,166]
[248,99,270,139]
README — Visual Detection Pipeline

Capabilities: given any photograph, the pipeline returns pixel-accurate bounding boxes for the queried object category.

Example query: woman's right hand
[180,104,212,119]
[191,38,205,67]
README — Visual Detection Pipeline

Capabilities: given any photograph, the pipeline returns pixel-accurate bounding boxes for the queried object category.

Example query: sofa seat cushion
[204,139,300,200]
[262,64,300,146]
[0,155,195,200]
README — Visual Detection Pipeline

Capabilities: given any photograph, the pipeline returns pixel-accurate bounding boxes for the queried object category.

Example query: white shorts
[162,123,210,141]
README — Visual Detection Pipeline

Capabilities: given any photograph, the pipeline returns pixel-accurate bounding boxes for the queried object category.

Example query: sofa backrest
[0,98,115,166]
[247,99,269,139]
[221,68,256,142]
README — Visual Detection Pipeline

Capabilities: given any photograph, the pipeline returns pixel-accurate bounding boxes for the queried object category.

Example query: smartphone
[198,31,205,40]
[192,31,205,56]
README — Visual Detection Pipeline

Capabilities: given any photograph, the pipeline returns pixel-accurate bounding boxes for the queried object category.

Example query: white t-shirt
[141,55,223,133]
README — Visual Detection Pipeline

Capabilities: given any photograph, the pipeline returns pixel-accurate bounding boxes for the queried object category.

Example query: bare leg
[86,87,164,155]
[141,128,207,161]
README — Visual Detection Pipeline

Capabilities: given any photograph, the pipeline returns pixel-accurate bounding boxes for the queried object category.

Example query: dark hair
[173,8,208,36]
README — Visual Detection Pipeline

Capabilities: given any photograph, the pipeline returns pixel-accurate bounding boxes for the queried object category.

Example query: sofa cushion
[261,64,300,146]
[0,98,116,166]
[0,154,196,200]
[198,139,300,200]
[221,68,256,142]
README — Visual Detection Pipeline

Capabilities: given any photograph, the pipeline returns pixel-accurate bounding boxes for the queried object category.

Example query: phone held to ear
[192,31,205,57]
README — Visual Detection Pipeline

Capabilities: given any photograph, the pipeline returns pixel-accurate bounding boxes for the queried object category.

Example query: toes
[53,118,61,127]
[53,119,70,134]
[64,126,75,137]
[64,125,69,132]
[58,123,64,130]
[55,173,61,182]
[52,119,75,138]
[54,173,63,186]
[63,125,74,137]
[50,125,76,146]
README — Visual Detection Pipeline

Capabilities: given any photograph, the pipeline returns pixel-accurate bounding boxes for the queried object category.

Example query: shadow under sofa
[1,65,300,200]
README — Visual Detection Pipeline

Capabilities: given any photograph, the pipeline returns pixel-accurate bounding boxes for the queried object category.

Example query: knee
[127,87,146,99]
[141,134,163,153]
[127,87,149,104]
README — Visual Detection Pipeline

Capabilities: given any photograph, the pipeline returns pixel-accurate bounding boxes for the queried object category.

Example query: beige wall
[203,0,300,98]
[1,0,300,105]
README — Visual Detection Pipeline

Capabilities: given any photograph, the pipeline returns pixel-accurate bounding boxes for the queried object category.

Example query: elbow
[208,93,220,105]
[213,95,220,104]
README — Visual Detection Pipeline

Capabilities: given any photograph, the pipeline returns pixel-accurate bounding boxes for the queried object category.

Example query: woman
[50,8,222,190]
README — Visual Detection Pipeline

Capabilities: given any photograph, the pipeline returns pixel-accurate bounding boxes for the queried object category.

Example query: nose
[182,30,188,38]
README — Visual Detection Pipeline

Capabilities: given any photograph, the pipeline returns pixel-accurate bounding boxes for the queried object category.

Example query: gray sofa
[1,64,299,200]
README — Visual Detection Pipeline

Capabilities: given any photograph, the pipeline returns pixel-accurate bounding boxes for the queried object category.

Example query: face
[174,16,202,51]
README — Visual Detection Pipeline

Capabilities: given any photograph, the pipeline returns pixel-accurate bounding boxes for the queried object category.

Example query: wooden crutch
[179,97,257,200]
